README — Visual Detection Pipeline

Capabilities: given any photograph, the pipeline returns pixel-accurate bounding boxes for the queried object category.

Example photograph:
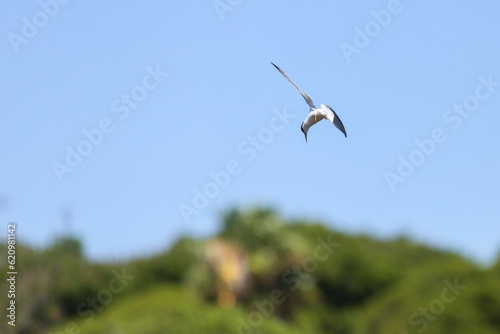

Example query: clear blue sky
[1,1,499,263]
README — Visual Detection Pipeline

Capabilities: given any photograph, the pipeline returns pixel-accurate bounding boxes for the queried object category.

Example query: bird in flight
[271,62,347,142]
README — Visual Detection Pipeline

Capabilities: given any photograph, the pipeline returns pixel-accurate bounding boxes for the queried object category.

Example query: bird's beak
[304,133,308,143]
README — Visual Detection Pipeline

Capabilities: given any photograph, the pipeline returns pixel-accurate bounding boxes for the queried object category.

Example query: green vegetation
[49,284,306,334]
[1,207,499,334]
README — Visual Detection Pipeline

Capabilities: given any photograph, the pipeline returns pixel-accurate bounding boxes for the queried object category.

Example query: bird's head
[301,123,307,143]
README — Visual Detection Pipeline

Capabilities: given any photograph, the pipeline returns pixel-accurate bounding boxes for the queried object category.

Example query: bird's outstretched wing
[271,62,316,109]
[324,105,347,137]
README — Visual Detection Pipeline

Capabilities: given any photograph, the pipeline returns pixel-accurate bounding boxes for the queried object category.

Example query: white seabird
[271,62,347,142]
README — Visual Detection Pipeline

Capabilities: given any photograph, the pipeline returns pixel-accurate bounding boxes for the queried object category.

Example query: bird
[271,62,347,142]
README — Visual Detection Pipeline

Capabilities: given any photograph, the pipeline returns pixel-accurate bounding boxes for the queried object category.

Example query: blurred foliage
[0,237,114,334]
[49,284,307,334]
[128,237,203,289]
[0,208,499,334]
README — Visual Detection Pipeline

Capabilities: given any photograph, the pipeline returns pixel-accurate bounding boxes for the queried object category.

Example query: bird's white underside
[271,62,347,140]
